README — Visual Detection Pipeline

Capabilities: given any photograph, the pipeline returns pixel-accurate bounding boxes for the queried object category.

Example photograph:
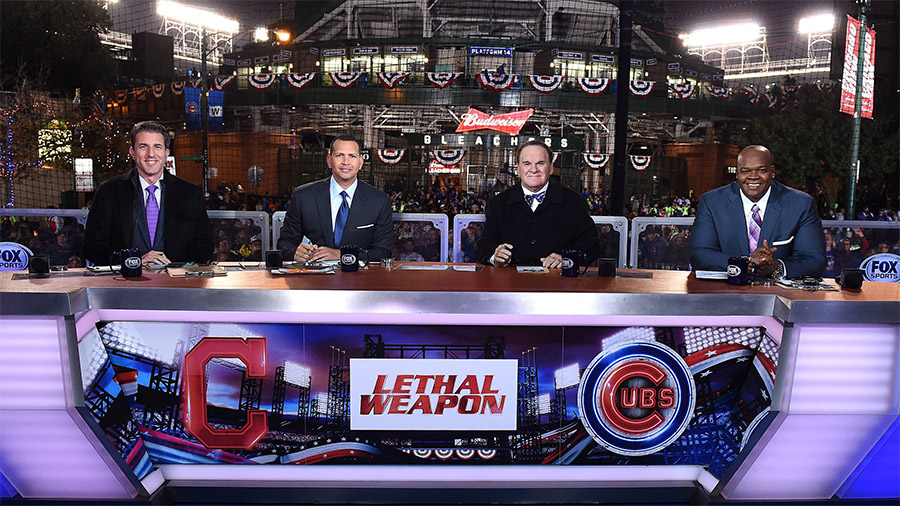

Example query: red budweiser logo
[455,107,534,134]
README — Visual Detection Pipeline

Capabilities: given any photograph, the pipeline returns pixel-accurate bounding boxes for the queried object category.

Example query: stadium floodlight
[316,392,330,415]
[538,393,552,415]
[798,14,834,34]
[254,27,269,42]
[679,23,762,47]
[156,0,239,33]
[283,361,311,388]
[554,363,581,390]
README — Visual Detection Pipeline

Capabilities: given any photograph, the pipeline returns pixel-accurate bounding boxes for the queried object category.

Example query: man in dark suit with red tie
[690,145,826,278]
[476,140,600,268]
[84,121,213,266]
[278,135,393,262]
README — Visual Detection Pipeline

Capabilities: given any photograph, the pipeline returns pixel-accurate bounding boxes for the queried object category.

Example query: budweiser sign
[456,107,534,135]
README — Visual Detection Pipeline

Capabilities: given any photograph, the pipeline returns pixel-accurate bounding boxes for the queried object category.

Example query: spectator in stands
[823,231,836,278]
[662,232,691,269]
[278,135,392,262]
[691,145,826,278]
[597,223,619,261]
[833,237,865,276]
[47,227,77,266]
[397,238,425,262]
[639,226,668,269]
[83,121,214,266]
[477,140,600,268]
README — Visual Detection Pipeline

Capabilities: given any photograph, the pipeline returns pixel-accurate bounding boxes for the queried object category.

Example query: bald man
[690,145,825,278]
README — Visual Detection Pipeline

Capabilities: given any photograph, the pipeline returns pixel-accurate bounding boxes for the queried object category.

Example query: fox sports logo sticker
[577,341,695,456]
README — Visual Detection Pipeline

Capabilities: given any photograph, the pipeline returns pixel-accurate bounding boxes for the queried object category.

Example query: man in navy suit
[278,135,392,262]
[690,145,825,278]
[84,121,213,266]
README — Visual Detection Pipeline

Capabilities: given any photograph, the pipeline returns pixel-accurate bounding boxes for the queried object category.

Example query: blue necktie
[334,191,349,246]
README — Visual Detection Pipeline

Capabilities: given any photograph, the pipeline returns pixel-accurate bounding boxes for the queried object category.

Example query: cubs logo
[577,342,695,456]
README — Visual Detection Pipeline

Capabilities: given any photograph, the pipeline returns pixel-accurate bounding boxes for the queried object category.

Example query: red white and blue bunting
[377,71,411,89]
[668,82,696,100]
[191,78,202,89]
[477,71,516,92]
[552,152,559,164]
[738,86,757,100]
[425,72,461,89]
[705,85,731,100]
[152,83,166,98]
[629,80,656,97]
[213,75,235,91]
[630,155,652,171]
[431,149,466,166]
[330,72,363,89]
[582,153,611,169]
[248,73,277,90]
[528,75,564,94]
[576,77,610,95]
[376,149,406,164]
[286,72,316,90]
[170,81,184,95]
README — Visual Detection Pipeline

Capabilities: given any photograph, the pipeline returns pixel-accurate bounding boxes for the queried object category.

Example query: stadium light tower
[679,22,762,48]
[798,14,835,34]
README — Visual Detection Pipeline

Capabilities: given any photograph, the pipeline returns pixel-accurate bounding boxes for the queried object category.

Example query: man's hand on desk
[142,250,171,266]
[493,243,514,267]
[294,243,340,262]
[750,240,778,276]
[541,253,562,269]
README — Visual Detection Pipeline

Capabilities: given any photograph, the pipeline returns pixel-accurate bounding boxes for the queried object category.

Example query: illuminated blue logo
[578,342,695,456]
[860,253,900,283]
[0,242,33,271]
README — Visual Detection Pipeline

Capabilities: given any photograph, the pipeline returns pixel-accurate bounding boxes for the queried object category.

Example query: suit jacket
[83,168,214,265]
[278,177,393,262]
[476,181,601,266]
[690,181,826,277]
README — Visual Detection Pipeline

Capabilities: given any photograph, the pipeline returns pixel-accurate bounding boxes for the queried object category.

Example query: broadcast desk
[1,267,898,504]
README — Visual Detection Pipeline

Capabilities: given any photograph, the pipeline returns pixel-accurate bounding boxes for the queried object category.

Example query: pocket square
[772,236,794,246]
[356,223,374,229]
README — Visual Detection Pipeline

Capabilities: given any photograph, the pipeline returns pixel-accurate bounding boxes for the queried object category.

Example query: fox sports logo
[578,341,695,456]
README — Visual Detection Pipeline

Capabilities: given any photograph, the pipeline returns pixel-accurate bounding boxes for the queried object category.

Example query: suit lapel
[316,179,335,248]
[725,182,751,255]
[120,170,142,248]
[758,183,783,247]
[344,183,368,235]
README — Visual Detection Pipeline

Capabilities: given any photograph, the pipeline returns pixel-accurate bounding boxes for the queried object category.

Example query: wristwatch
[771,259,786,279]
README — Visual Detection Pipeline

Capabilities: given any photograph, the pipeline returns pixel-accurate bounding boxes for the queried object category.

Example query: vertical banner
[208,90,224,133]
[840,15,876,118]
[184,87,201,131]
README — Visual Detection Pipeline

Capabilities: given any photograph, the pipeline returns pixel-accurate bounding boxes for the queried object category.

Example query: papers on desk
[88,265,118,273]
[516,266,549,273]
[695,270,728,280]
[394,263,449,271]
[168,266,227,278]
[775,278,838,291]
[271,265,336,275]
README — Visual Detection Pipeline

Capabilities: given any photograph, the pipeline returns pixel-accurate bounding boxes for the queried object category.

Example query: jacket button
[530,239,536,245]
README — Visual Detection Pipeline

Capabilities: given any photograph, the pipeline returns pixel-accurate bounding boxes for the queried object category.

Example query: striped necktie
[334,191,349,246]
[749,204,762,252]
[146,184,159,247]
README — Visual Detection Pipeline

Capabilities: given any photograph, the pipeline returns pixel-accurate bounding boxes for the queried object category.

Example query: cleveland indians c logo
[578,342,695,456]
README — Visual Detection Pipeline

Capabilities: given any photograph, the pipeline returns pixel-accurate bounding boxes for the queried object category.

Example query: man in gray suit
[278,135,392,262]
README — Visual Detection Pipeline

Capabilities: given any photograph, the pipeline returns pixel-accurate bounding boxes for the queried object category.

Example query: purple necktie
[749,204,762,252]
[146,184,159,247]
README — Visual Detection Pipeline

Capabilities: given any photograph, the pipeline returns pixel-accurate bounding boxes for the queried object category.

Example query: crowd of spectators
[0,214,86,268]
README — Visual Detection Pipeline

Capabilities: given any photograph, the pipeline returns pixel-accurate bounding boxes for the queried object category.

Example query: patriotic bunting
[431,149,466,166]
[528,75,564,94]
[376,149,406,164]
[582,153,611,169]
[248,73,277,89]
[377,71,411,88]
[115,90,127,103]
[170,81,184,95]
[329,72,363,89]
[629,80,656,97]
[705,85,731,100]
[758,91,773,107]
[135,87,148,101]
[286,72,316,90]
[151,83,166,98]
[668,82,696,100]
[552,152,559,164]
[477,71,516,92]
[738,86,757,100]
[576,77,610,95]
[190,78,202,89]
[213,75,235,91]
[630,155,652,171]
[425,72,461,89]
